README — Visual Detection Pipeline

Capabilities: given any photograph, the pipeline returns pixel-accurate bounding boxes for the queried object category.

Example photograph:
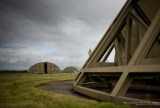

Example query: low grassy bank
[0,73,132,108]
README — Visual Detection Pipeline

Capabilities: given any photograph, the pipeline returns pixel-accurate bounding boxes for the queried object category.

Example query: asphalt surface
[42,81,90,99]
[43,81,160,102]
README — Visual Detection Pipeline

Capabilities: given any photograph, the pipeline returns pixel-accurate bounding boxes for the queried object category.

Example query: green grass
[0,73,132,108]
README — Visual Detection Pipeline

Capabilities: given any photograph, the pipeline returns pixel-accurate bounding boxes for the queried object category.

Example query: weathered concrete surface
[42,81,91,99]
[43,80,160,102]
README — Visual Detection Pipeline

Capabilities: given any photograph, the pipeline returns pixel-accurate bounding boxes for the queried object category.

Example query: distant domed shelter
[63,66,81,73]
[28,62,60,74]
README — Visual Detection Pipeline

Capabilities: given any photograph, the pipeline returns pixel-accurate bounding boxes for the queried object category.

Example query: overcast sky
[0,0,126,70]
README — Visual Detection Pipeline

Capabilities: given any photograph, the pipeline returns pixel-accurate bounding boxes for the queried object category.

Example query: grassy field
[0,73,133,108]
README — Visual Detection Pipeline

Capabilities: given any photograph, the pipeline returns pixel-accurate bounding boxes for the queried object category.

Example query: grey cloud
[0,0,126,44]
[0,58,33,70]
[52,0,125,25]
[0,0,126,70]
[0,0,63,44]
[0,0,60,25]
[0,43,26,50]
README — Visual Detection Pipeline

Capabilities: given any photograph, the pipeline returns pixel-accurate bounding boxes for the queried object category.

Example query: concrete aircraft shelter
[28,62,60,74]
[63,66,81,73]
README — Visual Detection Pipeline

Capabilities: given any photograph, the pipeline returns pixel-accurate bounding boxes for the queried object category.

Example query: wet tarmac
[42,81,91,99]
[43,81,160,102]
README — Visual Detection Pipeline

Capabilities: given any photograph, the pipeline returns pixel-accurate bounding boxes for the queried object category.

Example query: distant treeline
[0,70,28,73]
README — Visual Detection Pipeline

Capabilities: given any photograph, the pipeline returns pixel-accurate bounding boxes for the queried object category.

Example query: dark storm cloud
[0,58,34,70]
[0,0,126,70]
[0,0,63,44]
[0,0,60,25]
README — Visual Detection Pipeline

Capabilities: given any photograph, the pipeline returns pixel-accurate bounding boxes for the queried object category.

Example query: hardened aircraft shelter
[28,62,60,74]
[63,66,81,73]
[74,0,160,106]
